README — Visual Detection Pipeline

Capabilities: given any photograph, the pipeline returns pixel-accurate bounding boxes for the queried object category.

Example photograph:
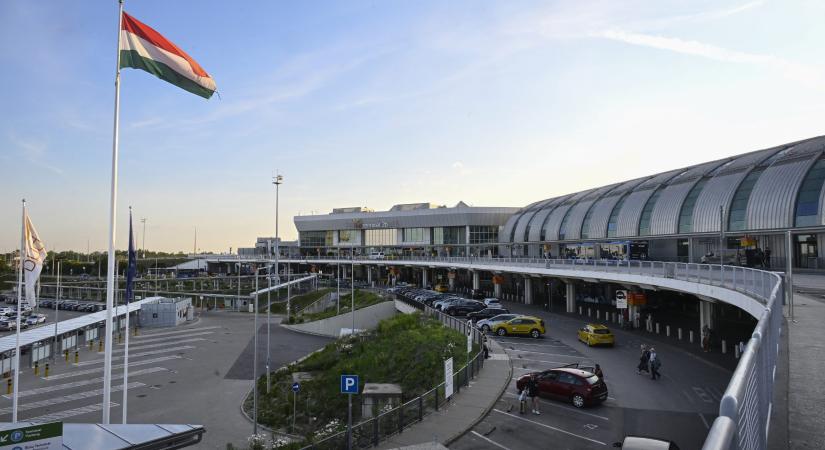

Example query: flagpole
[122,208,132,424]
[12,199,25,423]
[103,0,125,425]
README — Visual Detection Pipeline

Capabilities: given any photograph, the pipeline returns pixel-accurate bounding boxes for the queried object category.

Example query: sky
[2,0,825,253]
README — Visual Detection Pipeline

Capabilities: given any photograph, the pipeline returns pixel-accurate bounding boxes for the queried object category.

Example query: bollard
[44,363,49,378]
[735,345,740,359]
[34,362,39,376]
[678,328,682,340]
[99,340,103,352]
[74,351,79,364]
[588,308,592,317]
[64,350,69,362]
[689,330,694,343]
[118,333,122,344]
[578,306,582,315]
[596,310,600,320]
[89,340,93,351]
[666,325,670,337]
[655,323,660,334]
[134,326,138,336]
[722,340,727,354]
[6,379,10,395]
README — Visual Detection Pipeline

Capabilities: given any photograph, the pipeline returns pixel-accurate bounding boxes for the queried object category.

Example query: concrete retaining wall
[282,301,400,337]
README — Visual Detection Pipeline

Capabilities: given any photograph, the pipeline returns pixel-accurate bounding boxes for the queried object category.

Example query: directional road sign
[292,382,300,393]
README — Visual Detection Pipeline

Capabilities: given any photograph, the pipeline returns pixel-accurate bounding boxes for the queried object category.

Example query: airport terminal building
[242,135,825,270]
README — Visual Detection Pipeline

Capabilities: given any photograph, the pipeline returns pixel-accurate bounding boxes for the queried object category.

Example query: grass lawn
[299,289,386,322]
[270,288,333,314]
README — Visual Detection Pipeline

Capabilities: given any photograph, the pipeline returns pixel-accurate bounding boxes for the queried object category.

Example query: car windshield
[594,329,610,334]
[490,315,514,321]
[585,375,600,385]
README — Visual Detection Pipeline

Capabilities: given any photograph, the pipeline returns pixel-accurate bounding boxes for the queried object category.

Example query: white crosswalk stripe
[125,331,214,345]
[26,402,117,424]
[111,338,206,354]
[45,355,182,380]
[4,367,167,399]
[78,346,194,367]
[130,326,220,340]
[0,382,144,414]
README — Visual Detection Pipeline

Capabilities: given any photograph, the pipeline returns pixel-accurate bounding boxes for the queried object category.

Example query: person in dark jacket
[594,364,604,381]
[649,348,661,380]
[637,344,650,374]
[527,375,540,415]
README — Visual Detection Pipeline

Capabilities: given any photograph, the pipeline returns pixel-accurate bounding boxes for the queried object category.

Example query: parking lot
[450,302,731,449]
[0,298,97,336]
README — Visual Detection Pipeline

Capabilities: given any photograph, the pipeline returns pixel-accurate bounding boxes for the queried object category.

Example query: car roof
[552,367,593,377]
[585,323,610,330]
[515,315,542,321]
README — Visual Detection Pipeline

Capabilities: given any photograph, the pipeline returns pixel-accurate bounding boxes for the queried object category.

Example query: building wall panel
[561,200,595,240]
[585,195,622,239]
[615,189,654,237]
[542,204,574,241]
[649,181,697,235]
[747,157,817,230]
[693,171,748,233]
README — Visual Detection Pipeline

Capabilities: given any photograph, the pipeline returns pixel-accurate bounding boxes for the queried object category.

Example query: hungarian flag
[119,12,216,99]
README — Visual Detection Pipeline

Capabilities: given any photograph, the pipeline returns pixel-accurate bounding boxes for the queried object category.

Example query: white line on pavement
[502,392,610,421]
[470,430,513,450]
[681,390,695,404]
[112,338,206,354]
[78,346,194,366]
[494,340,568,348]
[505,350,581,359]
[130,326,221,340]
[493,409,607,446]
[510,357,587,366]
[126,331,214,345]
[25,402,118,424]
[5,367,167,399]
[698,412,710,429]
[45,355,182,380]
[0,382,144,414]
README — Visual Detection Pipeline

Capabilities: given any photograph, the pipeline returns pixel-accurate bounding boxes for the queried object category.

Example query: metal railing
[300,298,484,449]
[285,255,783,450]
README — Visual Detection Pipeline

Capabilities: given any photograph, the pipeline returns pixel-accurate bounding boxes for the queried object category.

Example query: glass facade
[402,227,428,243]
[638,188,662,236]
[433,226,465,245]
[678,179,708,233]
[580,205,596,239]
[795,158,825,227]
[365,229,398,246]
[300,231,333,247]
[469,226,498,244]
[728,168,764,231]
[337,229,359,244]
[558,205,575,240]
[606,195,627,238]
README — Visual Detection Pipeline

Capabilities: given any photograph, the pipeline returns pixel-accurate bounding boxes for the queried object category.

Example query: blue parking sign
[340,374,359,394]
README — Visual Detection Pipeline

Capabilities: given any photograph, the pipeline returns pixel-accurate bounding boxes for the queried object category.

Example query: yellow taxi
[577,323,615,347]
[434,284,449,293]
[492,316,546,339]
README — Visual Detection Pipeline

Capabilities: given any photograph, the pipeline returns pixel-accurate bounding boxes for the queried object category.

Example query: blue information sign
[292,382,300,393]
[340,374,359,394]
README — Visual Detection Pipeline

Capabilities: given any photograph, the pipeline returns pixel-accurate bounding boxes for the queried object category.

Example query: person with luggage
[637,344,650,374]
[649,347,661,380]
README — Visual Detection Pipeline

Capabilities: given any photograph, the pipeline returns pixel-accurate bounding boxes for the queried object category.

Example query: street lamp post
[270,173,283,394]
[251,265,266,435]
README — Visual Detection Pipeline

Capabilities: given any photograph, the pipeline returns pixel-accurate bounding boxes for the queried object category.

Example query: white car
[0,307,14,316]
[368,252,385,260]
[483,298,502,307]
[26,314,46,326]
[476,313,519,333]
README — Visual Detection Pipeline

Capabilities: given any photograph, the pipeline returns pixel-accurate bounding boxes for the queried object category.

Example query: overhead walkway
[0,422,204,449]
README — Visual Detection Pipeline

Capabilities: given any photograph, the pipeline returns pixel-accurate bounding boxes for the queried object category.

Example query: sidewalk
[376,340,512,449]
[787,286,825,449]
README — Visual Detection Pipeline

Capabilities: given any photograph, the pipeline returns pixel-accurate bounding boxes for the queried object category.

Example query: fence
[287,255,784,450]
[299,297,484,449]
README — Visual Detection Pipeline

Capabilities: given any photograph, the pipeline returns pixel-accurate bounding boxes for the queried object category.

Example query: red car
[516,367,608,408]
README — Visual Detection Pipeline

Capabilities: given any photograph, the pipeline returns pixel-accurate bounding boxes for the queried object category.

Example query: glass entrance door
[795,234,818,268]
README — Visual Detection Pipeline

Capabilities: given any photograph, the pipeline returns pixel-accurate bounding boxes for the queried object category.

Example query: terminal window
[469,226,498,244]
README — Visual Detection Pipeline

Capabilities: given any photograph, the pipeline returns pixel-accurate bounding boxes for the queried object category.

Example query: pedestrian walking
[649,347,661,380]
[637,344,650,374]
[594,364,604,381]
[527,375,540,415]
[482,334,490,359]
[702,325,711,352]
[518,387,527,414]
[764,247,771,269]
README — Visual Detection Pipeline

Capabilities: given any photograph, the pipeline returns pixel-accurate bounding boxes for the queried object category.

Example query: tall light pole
[269,173,283,394]
[251,265,266,435]
[140,218,147,258]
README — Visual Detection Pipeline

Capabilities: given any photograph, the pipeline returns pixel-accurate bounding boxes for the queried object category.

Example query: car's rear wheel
[482,324,490,333]
[497,328,507,336]
[572,394,585,408]
[530,329,541,339]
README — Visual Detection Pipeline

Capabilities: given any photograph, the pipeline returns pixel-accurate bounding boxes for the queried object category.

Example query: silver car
[476,313,519,333]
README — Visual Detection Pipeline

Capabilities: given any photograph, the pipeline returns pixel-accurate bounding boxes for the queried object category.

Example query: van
[368,252,385,260]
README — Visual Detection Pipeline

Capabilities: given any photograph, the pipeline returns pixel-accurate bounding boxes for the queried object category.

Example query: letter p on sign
[341,374,359,394]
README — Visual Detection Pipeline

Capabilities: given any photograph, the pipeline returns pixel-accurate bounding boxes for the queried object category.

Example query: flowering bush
[247,433,268,450]
[315,418,342,439]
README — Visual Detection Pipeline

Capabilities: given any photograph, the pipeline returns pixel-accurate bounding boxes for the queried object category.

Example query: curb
[443,340,513,446]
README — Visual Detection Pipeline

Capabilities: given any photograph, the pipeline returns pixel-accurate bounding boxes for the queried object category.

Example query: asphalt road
[450,302,733,450]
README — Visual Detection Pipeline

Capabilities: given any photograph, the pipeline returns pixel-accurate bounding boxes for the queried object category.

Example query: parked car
[434,284,449,293]
[467,307,510,323]
[26,314,46,326]
[443,299,486,316]
[368,252,385,260]
[476,313,520,333]
[469,289,485,300]
[578,324,615,347]
[483,298,502,307]
[492,316,546,338]
[0,320,15,331]
[613,436,680,449]
[516,367,608,408]
[433,297,464,311]
[0,307,14,316]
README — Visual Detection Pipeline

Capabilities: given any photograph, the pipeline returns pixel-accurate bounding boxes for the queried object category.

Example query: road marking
[494,340,568,348]
[126,331,214,345]
[470,430,512,450]
[698,413,710,429]
[510,357,589,366]
[692,387,714,403]
[493,409,606,446]
[505,350,581,359]
[708,386,724,401]
[0,382,144,414]
[45,355,182,380]
[78,345,194,366]
[681,390,695,404]
[112,338,206,353]
[6,367,167,399]
[503,392,609,420]
[25,402,117,424]
[130,325,221,340]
